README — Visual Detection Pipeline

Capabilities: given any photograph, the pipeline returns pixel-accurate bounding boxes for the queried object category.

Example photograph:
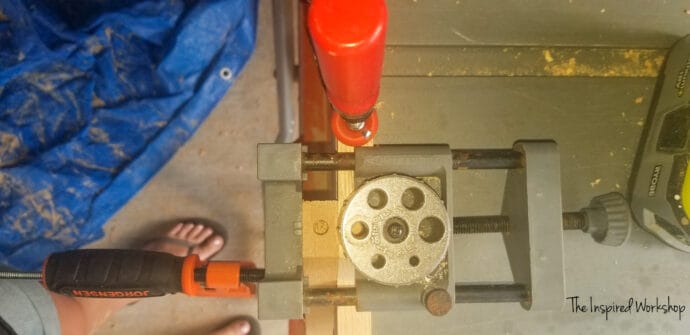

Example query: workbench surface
[371,0,690,334]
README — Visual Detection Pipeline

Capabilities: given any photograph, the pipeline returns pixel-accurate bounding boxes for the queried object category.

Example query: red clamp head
[331,110,379,147]
[308,0,387,146]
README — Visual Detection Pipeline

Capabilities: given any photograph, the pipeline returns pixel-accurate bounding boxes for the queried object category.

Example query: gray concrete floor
[89,2,286,334]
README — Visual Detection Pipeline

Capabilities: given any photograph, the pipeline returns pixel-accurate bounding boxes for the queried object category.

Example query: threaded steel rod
[0,271,42,280]
[303,152,355,171]
[562,212,587,230]
[304,287,357,306]
[455,283,528,303]
[454,215,511,234]
[454,212,586,234]
[195,268,265,283]
[302,285,528,306]
[451,149,523,169]
[239,268,265,282]
[302,149,525,171]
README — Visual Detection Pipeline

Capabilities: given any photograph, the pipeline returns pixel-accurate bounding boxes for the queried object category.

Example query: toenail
[212,239,222,245]
[239,321,250,334]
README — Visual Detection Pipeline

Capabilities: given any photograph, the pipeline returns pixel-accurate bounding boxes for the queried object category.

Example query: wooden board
[302,201,339,334]
[335,142,372,335]
[300,142,372,335]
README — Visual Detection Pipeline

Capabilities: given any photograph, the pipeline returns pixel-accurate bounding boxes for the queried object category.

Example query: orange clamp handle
[180,254,254,298]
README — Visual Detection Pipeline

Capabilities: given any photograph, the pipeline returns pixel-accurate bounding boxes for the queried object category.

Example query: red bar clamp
[308,0,387,146]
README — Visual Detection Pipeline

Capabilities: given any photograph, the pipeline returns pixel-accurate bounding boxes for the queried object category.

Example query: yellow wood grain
[337,306,372,335]
[303,201,339,261]
[302,201,340,334]
[335,141,372,335]
[301,141,372,335]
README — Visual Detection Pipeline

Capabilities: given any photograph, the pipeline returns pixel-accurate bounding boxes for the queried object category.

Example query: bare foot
[52,222,226,335]
[211,319,252,335]
[143,222,224,260]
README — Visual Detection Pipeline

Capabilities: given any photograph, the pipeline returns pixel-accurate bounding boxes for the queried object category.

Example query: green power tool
[630,35,690,251]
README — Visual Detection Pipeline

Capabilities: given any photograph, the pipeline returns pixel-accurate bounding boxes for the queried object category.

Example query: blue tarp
[0,0,257,270]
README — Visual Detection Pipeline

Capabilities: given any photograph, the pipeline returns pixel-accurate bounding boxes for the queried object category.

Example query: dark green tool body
[630,35,690,251]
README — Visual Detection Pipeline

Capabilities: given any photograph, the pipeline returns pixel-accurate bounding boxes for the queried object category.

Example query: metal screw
[383,218,409,244]
[388,223,404,239]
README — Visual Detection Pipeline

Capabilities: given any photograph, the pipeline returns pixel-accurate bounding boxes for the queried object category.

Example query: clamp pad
[502,141,565,311]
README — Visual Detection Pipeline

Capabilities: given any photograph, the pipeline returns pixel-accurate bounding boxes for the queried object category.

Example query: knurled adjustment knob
[581,192,632,246]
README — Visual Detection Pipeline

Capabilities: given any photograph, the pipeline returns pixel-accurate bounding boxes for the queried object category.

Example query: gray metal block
[258,143,304,320]
[257,143,303,181]
[502,141,565,311]
[262,182,302,276]
[258,280,303,320]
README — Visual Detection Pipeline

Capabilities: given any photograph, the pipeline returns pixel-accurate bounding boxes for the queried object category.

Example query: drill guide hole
[409,256,420,267]
[371,254,386,269]
[351,221,369,240]
[383,217,409,244]
[367,188,388,209]
[401,187,425,210]
[419,217,445,243]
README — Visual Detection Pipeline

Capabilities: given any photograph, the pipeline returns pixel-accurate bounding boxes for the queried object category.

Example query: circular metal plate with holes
[339,174,450,286]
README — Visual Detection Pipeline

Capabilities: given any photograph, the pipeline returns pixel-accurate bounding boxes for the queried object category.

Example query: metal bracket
[257,144,304,319]
[501,141,565,311]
